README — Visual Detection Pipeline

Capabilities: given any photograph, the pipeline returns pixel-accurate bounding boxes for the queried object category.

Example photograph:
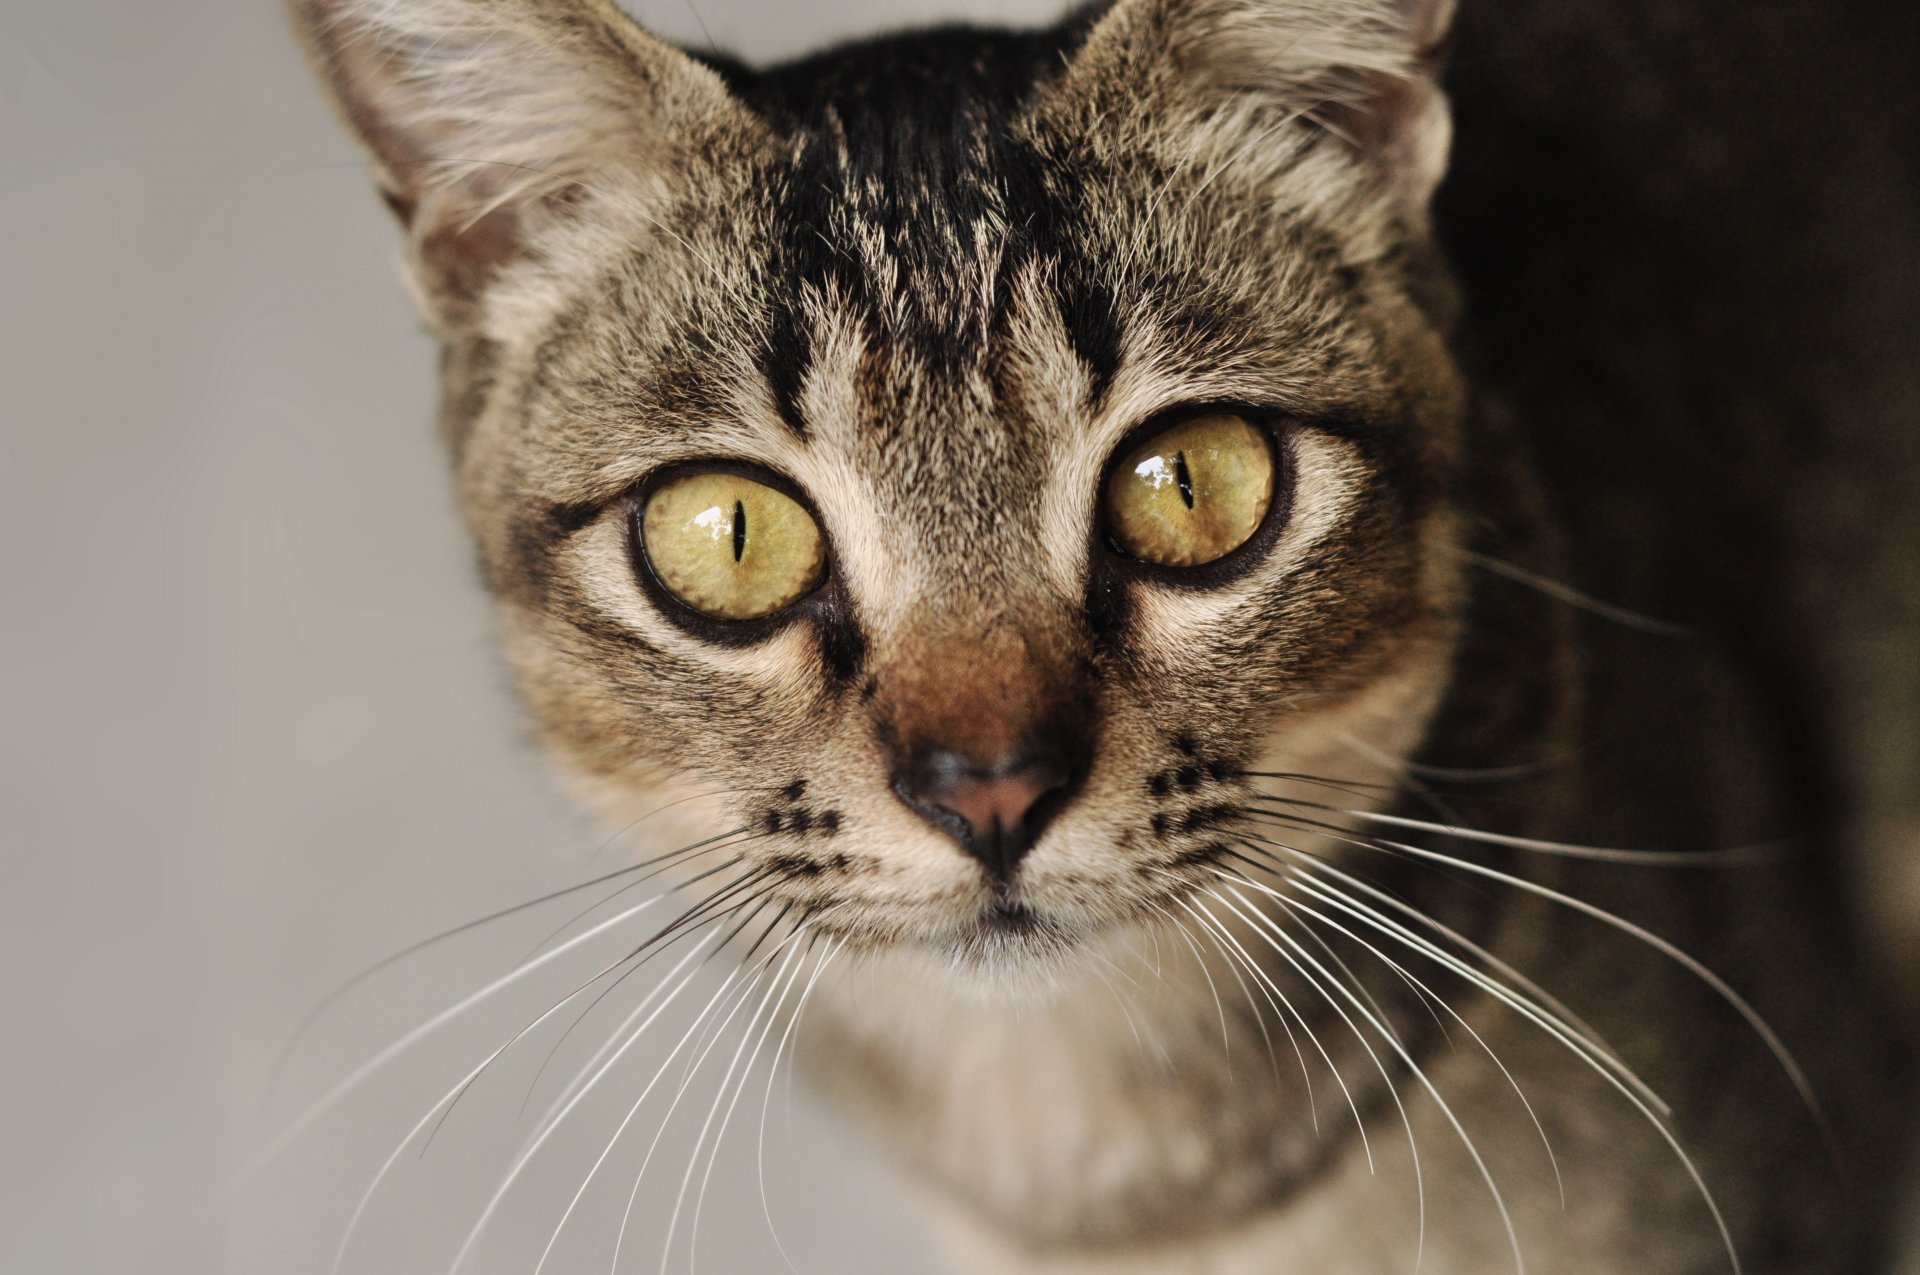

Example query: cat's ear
[292,0,750,308]
[1062,0,1457,220]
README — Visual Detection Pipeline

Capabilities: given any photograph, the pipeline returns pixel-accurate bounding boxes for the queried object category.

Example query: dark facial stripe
[761,297,815,441]
[728,24,1131,426]
[812,580,868,694]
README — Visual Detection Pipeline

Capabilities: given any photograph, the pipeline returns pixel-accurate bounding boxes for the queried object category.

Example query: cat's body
[292,0,1917,1270]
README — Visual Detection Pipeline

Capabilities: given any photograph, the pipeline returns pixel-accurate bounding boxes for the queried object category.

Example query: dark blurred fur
[1440,0,1920,1013]
[293,0,1918,1269]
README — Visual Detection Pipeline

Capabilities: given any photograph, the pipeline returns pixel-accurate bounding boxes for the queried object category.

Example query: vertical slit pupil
[732,499,747,562]
[1173,450,1196,509]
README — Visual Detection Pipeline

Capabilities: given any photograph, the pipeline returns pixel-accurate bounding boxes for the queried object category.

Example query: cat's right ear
[1054,0,1458,233]
[291,0,752,314]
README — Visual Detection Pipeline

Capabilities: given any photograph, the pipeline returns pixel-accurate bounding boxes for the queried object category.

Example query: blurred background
[0,2,1912,1274]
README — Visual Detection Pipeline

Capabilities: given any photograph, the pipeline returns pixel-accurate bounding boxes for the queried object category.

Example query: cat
[288,0,1919,1270]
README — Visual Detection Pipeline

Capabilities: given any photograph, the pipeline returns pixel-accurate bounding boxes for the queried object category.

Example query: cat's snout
[893,743,1079,885]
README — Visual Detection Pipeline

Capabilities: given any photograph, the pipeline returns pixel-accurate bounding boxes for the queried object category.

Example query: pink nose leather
[894,744,1077,882]
[933,773,1054,847]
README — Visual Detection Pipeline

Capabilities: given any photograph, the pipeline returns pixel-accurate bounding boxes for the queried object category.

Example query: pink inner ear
[295,0,750,309]
[1400,0,1458,51]
[415,200,527,300]
[1326,0,1456,213]
[1310,67,1446,198]
[347,72,559,298]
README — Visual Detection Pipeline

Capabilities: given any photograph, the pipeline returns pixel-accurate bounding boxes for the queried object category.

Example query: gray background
[0,3,1068,1273]
[1,2,1913,1275]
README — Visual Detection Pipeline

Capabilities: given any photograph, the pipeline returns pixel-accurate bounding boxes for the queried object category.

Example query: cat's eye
[1104,414,1276,567]
[640,471,826,621]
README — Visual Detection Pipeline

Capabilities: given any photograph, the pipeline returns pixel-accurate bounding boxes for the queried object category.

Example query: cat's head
[296,0,1468,974]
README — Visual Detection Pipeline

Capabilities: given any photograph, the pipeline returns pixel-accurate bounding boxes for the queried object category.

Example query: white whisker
[1267,852,1665,1113]
[1242,871,1565,1206]
[1359,830,1829,1154]
[229,891,674,1201]
[1145,898,1236,1069]
[1247,831,1646,1095]
[263,825,751,1108]
[1454,548,1691,638]
[1185,893,1378,1171]
[1166,891,1323,1133]
[1209,886,1444,1274]
[1242,803,1826,1149]
[605,931,808,1275]
[329,925,726,1275]
[678,937,814,1275]
[1253,860,1744,1273]
[1086,951,1158,1065]
[459,925,796,1275]
[1295,801,1779,868]
[758,938,842,1275]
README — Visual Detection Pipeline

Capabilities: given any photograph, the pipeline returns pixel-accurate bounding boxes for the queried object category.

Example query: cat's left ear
[1316,0,1457,216]
[1056,0,1458,222]
[291,0,756,312]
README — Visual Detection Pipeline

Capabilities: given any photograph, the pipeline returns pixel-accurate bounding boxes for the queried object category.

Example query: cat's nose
[893,743,1077,884]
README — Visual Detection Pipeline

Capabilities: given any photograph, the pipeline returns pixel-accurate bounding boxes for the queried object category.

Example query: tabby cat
[290,0,1918,1270]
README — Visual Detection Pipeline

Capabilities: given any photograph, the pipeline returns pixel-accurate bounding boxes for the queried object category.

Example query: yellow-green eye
[1104,414,1275,567]
[640,471,825,621]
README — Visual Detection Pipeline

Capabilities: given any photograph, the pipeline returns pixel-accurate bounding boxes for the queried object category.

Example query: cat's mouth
[938,899,1082,967]
[980,901,1046,935]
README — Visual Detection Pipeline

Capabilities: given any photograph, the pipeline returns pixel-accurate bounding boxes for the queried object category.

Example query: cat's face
[299,0,1463,973]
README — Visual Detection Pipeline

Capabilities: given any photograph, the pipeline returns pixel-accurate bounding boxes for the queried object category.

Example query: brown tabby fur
[292,0,1917,1270]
